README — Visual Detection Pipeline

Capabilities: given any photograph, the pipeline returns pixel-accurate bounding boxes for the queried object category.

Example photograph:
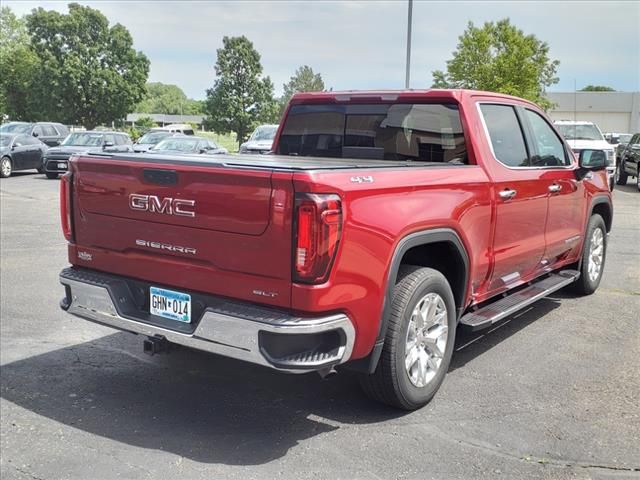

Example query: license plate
[150,286,191,323]
[57,162,67,169]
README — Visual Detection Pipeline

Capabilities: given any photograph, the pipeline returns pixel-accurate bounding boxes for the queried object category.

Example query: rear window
[277,103,467,163]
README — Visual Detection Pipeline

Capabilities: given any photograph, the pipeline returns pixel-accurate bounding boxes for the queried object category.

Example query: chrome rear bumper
[59,268,355,372]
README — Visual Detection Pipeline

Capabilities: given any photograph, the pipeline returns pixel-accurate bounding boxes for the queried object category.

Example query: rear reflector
[60,172,73,241]
[294,193,342,284]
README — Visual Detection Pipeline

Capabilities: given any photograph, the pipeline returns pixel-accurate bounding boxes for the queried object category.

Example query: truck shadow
[450,297,562,371]
[0,331,396,466]
[1,296,564,466]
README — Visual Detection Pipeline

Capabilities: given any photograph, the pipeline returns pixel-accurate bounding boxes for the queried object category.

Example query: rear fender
[347,228,470,374]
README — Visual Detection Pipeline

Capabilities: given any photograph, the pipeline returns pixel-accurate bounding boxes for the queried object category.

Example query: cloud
[6,1,639,98]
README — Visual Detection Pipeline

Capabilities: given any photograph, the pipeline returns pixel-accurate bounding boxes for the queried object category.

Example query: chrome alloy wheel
[404,293,449,388]
[1,157,11,177]
[588,227,604,283]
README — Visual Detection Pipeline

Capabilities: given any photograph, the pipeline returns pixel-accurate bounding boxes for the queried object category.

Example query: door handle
[498,189,517,200]
[548,184,562,193]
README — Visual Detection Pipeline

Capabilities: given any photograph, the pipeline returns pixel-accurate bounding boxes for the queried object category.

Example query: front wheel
[1,157,12,178]
[359,266,456,410]
[570,214,607,295]
[636,173,640,192]
[45,172,58,179]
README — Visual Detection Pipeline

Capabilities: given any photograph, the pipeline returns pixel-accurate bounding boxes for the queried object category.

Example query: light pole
[405,0,413,89]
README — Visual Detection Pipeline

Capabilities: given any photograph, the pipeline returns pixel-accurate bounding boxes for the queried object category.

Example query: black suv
[43,131,132,179]
[0,122,69,147]
[615,133,640,191]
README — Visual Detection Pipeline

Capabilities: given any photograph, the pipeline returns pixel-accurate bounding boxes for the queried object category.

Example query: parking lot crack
[426,425,639,473]
[12,466,46,480]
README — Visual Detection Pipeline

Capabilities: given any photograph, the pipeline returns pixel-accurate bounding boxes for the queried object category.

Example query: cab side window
[524,110,570,166]
[479,104,529,167]
[42,125,58,136]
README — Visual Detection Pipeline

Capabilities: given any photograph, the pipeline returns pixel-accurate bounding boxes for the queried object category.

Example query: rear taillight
[60,172,73,241]
[294,193,342,284]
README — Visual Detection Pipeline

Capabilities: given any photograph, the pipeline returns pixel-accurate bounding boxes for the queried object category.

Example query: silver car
[239,124,278,154]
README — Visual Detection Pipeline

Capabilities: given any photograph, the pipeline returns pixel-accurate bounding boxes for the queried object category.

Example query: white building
[546,92,639,134]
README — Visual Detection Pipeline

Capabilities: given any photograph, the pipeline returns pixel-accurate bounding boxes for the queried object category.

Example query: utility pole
[405,0,413,89]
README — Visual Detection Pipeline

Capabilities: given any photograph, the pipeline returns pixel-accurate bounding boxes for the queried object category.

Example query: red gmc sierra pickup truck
[59,90,612,410]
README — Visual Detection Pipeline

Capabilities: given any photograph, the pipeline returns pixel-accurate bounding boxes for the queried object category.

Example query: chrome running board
[460,270,580,331]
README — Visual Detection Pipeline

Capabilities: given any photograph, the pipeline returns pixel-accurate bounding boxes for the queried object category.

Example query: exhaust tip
[317,367,338,379]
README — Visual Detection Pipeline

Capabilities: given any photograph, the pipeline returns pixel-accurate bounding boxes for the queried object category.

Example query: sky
[5,0,640,100]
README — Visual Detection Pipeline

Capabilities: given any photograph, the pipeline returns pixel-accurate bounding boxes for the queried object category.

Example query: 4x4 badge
[350,175,374,183]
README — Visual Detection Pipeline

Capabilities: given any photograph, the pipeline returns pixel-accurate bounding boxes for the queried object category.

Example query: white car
[554,120,616,190]
[239,124,278,154]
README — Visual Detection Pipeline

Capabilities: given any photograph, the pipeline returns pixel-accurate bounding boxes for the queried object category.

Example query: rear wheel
[359,266,456,410]
[571,214,607,295]
[615,162,628,185]
[45,172,58,179]
[1,156,12,178]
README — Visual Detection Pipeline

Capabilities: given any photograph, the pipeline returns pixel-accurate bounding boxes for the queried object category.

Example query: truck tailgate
[69,155,294,307]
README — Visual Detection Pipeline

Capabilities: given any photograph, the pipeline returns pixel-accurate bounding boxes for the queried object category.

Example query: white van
[152,124,195,136]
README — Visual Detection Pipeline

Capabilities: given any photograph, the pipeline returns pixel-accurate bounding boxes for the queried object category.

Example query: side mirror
[103,141,114,150]
[199,148,208,154]
[576,149,607,180]
[579,149,607,169]
[32,132,39,138]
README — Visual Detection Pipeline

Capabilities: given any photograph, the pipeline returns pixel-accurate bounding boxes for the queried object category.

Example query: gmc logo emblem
[129,194,196,217]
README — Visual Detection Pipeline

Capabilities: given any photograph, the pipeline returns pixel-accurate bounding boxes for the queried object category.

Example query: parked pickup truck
[58,90,612,410]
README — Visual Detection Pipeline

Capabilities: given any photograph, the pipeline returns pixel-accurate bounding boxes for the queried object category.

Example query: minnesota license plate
[150,286,191,323]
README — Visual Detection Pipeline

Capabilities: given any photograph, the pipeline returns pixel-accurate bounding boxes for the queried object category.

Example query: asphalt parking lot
[1,172,638,480]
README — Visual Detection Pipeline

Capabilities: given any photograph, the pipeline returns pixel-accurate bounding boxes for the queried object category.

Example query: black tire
[570,214,607,295]
[359,266,456,410]
[636,173,640,192]
[615,162,628,185]
[37,165,44,174]
[45,172,59,179]
[0,156,12,178]
[609,175,615,191]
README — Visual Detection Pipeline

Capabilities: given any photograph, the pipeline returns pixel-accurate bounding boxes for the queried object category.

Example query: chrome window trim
[476,101,575,171]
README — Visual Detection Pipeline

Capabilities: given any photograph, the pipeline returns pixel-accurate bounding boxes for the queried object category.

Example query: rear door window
[277,103,467,163]
[479,104,529,167]
[42,125,58,136]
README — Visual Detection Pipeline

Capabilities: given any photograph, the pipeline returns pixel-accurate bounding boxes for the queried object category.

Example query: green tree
[25,3,149,128]
[432,19,559,110]
[580,85,615,92]
[0,7,39,120]
[136,82,203,115]
[280,65,326,113]
[135,116,155,128]
[204,36,278,146]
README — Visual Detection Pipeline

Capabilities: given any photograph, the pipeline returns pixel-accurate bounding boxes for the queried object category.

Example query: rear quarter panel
[291,166,493,359]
